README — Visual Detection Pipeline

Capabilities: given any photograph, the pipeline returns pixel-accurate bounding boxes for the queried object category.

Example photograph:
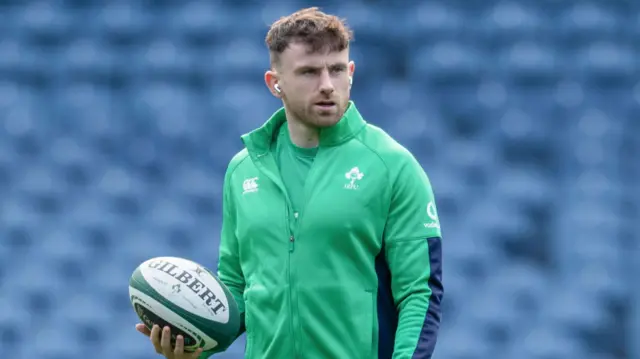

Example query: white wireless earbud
[349,76,353,86]
[274,84,281,93]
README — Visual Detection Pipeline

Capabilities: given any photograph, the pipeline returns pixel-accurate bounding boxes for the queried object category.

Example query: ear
[348,60,355,85]
[348,61,355,76]
[265,70,281,98]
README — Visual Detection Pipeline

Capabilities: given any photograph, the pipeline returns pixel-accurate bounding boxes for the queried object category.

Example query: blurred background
[0,0,638,358]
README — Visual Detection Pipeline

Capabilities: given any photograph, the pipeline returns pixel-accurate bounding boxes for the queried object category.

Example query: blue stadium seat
[477,1,552,48]
[557,2,621,45]
[410,1,466,42]
[409,41,485,84]
[165,1,223,41]
[208,40,267,81]
[435,326,493,358]
[32,324,84,358]
[84,1,154,41]
[14,1,73,44]
[496,41,562,84]
[503,326,588,359]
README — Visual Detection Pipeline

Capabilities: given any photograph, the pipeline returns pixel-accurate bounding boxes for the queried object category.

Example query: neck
[285,112,319,148]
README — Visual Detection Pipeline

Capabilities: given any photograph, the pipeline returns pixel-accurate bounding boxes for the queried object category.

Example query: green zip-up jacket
[212,101,443,359]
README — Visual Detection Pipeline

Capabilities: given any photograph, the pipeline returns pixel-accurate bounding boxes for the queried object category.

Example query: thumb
[135,323,151,336]
[189,348,204,358]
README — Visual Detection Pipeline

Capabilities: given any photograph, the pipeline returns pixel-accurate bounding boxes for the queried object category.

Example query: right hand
[136,323,204,359]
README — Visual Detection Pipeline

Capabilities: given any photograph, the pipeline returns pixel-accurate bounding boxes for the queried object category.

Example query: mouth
[315,101,336,109]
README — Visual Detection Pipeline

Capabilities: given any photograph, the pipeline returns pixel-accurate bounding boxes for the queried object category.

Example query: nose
[318,70,334,95]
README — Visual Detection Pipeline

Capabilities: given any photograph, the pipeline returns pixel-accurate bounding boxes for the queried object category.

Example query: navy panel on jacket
[375,236,443,359]
[375,245,397,359]
[411,236,443,358]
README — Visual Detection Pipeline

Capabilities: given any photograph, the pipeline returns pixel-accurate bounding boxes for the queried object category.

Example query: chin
[315,118,341,128]
[312,112,343,126]
[310,108,345,127]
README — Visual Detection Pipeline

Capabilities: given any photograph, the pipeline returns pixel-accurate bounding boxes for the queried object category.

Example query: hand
[136,323,204,359]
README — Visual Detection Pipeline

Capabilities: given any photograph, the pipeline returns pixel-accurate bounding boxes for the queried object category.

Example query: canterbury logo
[242,177,259,195]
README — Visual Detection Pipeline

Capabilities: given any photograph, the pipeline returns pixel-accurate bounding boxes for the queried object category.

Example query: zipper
[285,204,295,252]
[288,148,322,359]
[293,147,321,244]
[253,147,321,359]
[251,150,298,356]
[284,197,297,357]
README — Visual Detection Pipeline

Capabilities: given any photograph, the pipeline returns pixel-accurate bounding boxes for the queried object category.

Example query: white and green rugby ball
[129,256,240,353]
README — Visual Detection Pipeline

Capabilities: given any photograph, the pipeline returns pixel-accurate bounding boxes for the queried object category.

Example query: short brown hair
[265,7,354,66]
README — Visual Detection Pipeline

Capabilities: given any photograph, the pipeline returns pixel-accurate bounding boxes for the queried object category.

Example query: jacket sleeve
[383,155,443,359]
[199,167,246,358]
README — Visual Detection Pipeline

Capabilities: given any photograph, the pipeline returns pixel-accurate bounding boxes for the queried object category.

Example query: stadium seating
[0,1,637,358]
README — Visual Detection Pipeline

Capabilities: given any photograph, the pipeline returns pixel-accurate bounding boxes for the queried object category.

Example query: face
[265,42,355,128]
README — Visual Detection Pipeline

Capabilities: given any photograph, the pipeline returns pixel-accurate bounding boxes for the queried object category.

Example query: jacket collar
[241,101,366,155]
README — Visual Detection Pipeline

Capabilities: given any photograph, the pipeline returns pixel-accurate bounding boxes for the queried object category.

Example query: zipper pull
[289,236,295,252]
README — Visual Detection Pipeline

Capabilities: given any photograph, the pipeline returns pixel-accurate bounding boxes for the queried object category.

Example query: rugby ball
[129,256,240,353]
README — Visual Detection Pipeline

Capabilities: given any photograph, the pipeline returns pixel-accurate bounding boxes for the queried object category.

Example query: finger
[160,326,173,355]
[174,335,184,355]
[150,325,162,353]
[136,323,151,336]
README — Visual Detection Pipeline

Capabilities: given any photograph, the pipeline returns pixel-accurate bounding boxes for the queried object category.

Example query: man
[136,7,443,359]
